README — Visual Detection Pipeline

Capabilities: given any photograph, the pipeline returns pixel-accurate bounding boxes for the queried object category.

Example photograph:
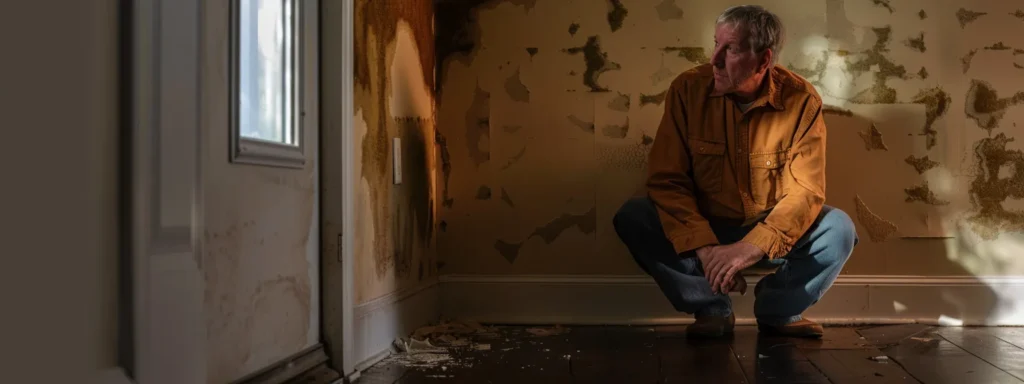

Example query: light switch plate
[393,137,402,184]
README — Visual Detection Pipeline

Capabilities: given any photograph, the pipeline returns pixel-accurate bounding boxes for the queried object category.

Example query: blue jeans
[612,197,858,326]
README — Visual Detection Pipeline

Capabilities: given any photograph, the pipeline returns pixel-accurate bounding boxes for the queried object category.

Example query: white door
[129,0,207,382]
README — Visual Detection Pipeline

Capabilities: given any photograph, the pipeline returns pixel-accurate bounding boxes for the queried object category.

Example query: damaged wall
[435,0,1024,278]
[354,0,440,304]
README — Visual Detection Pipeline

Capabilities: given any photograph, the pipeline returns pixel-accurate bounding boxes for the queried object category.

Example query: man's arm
[646,81,720,255]
[741,95,827,259]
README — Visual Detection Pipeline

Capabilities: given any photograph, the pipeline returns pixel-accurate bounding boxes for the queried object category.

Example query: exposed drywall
[200,2,319,381]
[435,0,1024,278]
[354,0,439,304]
[4,1,119,382]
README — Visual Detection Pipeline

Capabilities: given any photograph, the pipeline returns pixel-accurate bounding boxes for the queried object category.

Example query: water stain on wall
[435,0,536,94]
[656,0,683,21]
[607,0,628,32]
[564,36,622,92]
[436,130,454,208]
[859,124,889,151]
[956,8,986,29]
[355,0,435,280]
[905,155,940,174]
[854,195,899,242]
[905,182,950,205]
[493,206,598,263]
[965,79,1024,133]
[505,69,531,102]
[967,133,1024,239]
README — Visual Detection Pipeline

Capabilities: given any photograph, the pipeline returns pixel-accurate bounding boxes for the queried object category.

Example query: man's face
[711,23,768,97]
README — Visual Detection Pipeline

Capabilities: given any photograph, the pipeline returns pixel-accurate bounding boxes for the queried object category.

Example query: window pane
[238,0,297,146]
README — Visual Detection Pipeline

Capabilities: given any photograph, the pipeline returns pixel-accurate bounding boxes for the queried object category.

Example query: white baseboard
[352,279,440,371]
[439,274,1024,326]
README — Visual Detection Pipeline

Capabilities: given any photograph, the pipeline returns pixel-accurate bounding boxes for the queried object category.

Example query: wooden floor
[354,324,1024,383]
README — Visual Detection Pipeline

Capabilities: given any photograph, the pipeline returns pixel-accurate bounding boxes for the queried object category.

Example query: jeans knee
[820,207,857,263]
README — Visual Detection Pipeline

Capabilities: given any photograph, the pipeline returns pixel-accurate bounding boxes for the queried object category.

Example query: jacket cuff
[668,226,720,255]
[741,223,793,260]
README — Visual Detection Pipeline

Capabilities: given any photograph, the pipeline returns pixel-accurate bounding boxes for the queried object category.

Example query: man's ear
[759,49,773,72]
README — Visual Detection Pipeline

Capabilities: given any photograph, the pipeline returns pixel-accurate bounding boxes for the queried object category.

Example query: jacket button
[700,146,705,151]
[766,160,772,166]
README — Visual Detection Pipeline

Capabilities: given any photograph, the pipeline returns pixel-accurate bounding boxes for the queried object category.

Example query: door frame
[319,0,357,378]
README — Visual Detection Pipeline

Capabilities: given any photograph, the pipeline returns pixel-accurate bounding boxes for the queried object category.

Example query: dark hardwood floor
[354,323,1024,383]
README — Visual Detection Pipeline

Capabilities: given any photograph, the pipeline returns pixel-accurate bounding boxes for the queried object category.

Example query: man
[612,5,858,338]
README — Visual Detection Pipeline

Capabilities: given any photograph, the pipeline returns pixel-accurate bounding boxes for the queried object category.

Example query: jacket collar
[707,66,785,111]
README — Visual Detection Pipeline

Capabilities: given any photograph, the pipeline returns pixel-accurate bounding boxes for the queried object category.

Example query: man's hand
[702,242,765,294]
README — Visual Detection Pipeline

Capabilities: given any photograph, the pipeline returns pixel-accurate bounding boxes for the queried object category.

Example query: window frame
[228,0,309,168]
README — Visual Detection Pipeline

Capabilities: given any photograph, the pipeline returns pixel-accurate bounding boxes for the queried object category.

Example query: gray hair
[716,5,785,66]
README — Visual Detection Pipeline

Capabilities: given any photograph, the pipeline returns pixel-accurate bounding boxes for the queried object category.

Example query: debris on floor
[869,355,890,363]
[525,324,569,337]
[386,319,504,371]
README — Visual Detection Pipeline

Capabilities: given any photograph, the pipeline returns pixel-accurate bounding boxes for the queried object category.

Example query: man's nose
[711,48,725,67]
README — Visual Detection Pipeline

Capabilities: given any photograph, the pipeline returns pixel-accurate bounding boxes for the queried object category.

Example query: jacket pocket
[749,149,789,207]
[689,138,726,193]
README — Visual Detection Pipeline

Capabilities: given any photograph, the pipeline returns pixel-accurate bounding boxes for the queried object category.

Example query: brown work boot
[757,319,824,338]
[686,313,735,338]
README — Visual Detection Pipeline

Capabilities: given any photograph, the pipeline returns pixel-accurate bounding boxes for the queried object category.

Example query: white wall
[0,1,121,382]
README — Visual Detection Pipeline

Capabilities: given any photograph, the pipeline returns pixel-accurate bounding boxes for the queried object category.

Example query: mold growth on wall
[965,79,1024,133]
[872,0,894,14]
[662,47,710,65]
[905,182,950,205]
[967,133,1024,239]
[911,87,951,149]
[957,8,987,29]
[564,36,622,92]
[465,85,491,165]
[905,33,926,52]
[905,155,940,174]
[859,124,889,151]
[607,0,628,32]
[854,195,899,242]
[493,207,597,264]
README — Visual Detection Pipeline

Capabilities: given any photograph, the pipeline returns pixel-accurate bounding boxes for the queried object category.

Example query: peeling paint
[607,0,628,32]
[965,79,1024,133]
[602,119,629,138]
[568,115,595,133]
[985,42,1011,51]
[500,147,527,171]
[526,47,538,57]
[640,91,667,107]
[494,207,598,264]
[911,87,951,149]
[858,124,889,151]
[962,49,978,73]
[905,155,940,174]
[504,69,531,102]
[823,105,854,116]
[918,67,929,79]
[661,47,710,64]
[598,135,654,170]
[465,85,491,165]
[854,195,899,242]
[1013,10,1024,21]
[568,22,580,36]
[956,8,986,29]
[564,36,621,92]
[825,0,856,46]
[655,0,683,21]
[608,92,630,112]
[919,9,927,19]
[905,182,949,205]
[846,27,906,104]
[905,33,926,52]
[500,188,515,208]
[967,133,1024,239]
[476,185,492,200]
[872,0,894,13]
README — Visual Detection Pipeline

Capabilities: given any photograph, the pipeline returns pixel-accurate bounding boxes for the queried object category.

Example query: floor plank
[804,348,919,383]
[730,328,830,383]
[936,328,1024,381]
[880,330,1024,384]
